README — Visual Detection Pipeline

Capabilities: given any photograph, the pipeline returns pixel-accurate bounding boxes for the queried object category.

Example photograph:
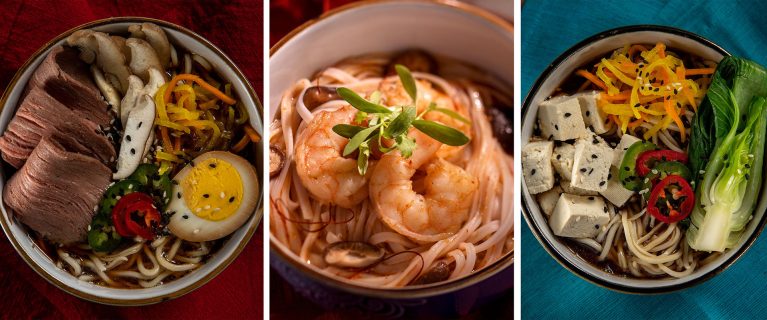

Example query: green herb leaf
[369,91,382,104]
[431,107,471,124]
[395,64,418,104]
[354,111,368,124]
[337,88,391,114]
[412,119,470,146]
[384,106,416,138]
[357,141,371,175]
[396,134,416,158]
[332,124,366,138]
[343,124,380,156]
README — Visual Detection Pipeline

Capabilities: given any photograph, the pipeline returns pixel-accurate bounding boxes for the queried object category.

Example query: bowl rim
[520,24,767,294]
[0,16,264,306]
[268,0,514,299]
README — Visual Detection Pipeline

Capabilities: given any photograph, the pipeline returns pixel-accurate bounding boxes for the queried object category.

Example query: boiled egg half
[167,151,258,242]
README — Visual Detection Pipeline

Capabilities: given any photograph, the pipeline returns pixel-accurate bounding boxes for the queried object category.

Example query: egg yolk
[181,158,243,221]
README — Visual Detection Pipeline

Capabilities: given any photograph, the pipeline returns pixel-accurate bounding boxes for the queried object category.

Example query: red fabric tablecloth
[0,1,263,319]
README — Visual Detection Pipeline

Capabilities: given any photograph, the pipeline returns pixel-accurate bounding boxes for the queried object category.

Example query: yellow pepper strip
[596,64,620,95]
[629,78,642,119]
[156,150,183,163]
[601,58,635,86]
[644,116,674,140]
[165,74,236,105]
[155,84,170,121]
[676,66,698,111]
[601,103,635,116]
[158,161,172,175]
[156,119,191,134]
[665,97,686,142]
[199,99,220,110]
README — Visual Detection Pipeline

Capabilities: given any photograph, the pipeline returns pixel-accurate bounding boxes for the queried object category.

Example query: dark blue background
[522,0,767,318]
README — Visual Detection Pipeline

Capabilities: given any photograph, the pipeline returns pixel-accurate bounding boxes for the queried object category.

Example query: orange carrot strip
[244,125,261,143]
[231,134,250,153]
[685,68,715,76]
[576,70,608,91]
[627,118,644,129]
[165,74,236,105]
[628,44,649,59]
[665,97,686,142]
[676,66,698,112]
[174,136,181,152]
[160,127,173,151]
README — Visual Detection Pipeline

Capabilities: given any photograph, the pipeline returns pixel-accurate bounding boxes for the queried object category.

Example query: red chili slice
[636,150,688,177]
[647,175,695,224]
[112,192,160,240]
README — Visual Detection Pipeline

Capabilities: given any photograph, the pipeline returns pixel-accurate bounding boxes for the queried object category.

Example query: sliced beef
[4,135,112,244]
[28,45,111,126]
[0,87,115,168]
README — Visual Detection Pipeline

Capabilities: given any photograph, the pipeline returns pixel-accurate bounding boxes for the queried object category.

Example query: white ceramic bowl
[522,25,767,293]
[0,17,264,305]
[270,0,513,316]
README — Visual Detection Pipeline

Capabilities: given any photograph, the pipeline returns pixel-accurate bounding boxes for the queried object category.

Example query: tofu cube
[575,91,611,134]
[538,97,587,141]
[523,141,555,194]
[549,194,610,238]
[612,134,642,167]
[571,133,613,192]
[600,166,635,207]
[551,143,575,180]
[537,185,563,216]
[561,180,599,196]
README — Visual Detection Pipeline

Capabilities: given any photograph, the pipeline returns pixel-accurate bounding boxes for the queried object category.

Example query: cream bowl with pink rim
[0,17,263,305]
[270,0,513,317]
[521,25,767,293]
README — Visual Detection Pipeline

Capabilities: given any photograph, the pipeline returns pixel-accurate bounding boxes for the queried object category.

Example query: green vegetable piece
[618,142,657,191]
[357,141,371,175]
[412,119,470,146]
[152,172,173,210]
[645,161,692,182]
[343,124,380,156]
[98,179,141,216]
[431,107,471,124]
[128,163,159,187]
[87,214,122,252]
[384,106,416,139]
[336,88,392,114]
[395,64,418,104]
[332,124,366,139]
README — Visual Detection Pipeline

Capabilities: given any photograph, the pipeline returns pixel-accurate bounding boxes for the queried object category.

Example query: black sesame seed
[595,225,599,229]
[209,163,217,168]
[603,206,608,213]
[555,124,559,130]
[564,112,572,118]
[182,215,189,219]
[588,196,595,200]
[229,196,235,203]
[126,135,132,142]
[591,154,598,159]
[556,154,562,160]
[586,111,591,117]
[548,134,554,140]
[130,148,136,155]
[746,174,750,180]
[599,181,606,186]
[588,168,594,175]
[138,121,143,128]
[580,168,587,173]
[624,166,630,171]
[177,192,181,199]
[745,164,751,169]
[608,173,612,180]
[203,194,210,198]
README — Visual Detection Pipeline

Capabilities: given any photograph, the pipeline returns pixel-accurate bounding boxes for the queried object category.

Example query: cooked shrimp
[295,105,370,208]
[379,76,471,162]
[369,130,478,242]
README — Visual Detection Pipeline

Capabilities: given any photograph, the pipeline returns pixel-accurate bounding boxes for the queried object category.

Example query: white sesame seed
[213,208,221,211]
[193,229,200,234]
[220,192,225,199]
[195,208,201,213]
[204,205,211,210]
[116,195,121,200]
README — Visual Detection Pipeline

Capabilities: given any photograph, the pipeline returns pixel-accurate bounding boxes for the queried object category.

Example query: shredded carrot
[628,44,649,58]
[244,125,261,143]
[657,42,666,58]
[664,97,686,142]
[685,68,715,76]
[160,127,173,151]
[174,136,181,152]
[627,118,644,129]
[576,70,608,91]
[231,134,250,153]
[165,74,236,105]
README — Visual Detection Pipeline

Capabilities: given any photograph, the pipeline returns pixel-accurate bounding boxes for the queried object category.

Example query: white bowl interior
[522,30,767,289]
[269,1,513,293]
[0,21,263,304]
[269,0,513,118]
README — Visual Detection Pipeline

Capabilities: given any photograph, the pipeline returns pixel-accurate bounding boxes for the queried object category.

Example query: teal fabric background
[521,1,767,319]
